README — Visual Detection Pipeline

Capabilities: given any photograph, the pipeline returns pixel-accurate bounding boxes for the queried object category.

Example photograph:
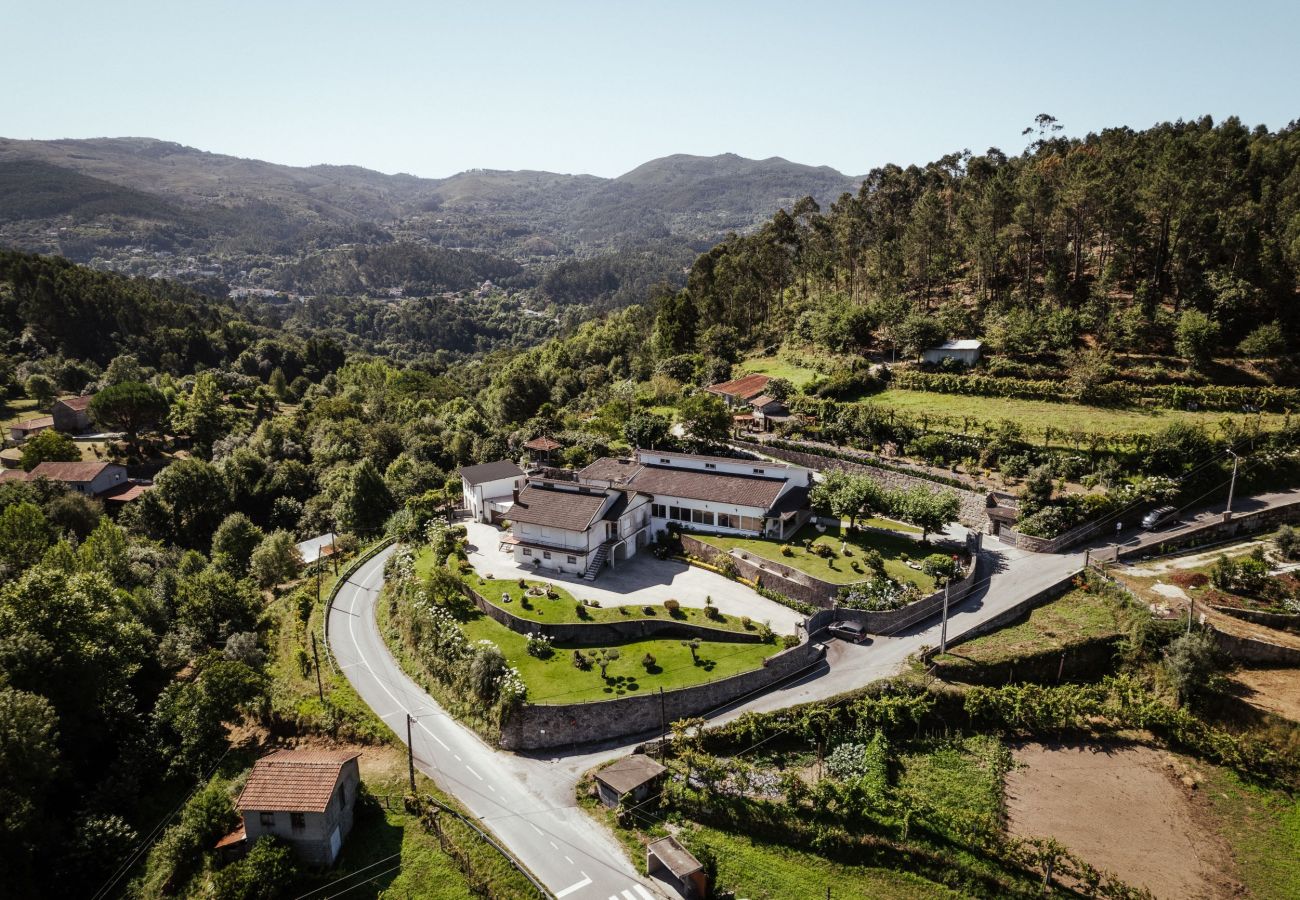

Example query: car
[1141,505,1178,530]
[829,620,869,643]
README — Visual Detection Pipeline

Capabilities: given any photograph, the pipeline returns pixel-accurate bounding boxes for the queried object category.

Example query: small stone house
[459,460,526,523]
[236,749,361,867]
[704,373,772,408]
[29,461,129,496]
[9,415,54,443]
[52,395,94,433]
[594,753,667,808]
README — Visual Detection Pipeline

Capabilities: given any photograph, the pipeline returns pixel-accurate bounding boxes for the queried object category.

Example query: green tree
[0,502,52,572]
[175,565,262,646]
[1162,630,1220,705]
[153,657,266,777]
[23,374,56,408]
[19,429,80,471]
[248,530,303,589]
[676,392,731,448]
[268,367,289,401]
[211,513,265,576]
[1174,310,1221,369]
[172,372,227,457]
[900,488,960,542]
[623,412,672,450]
[1238,321,1285,357]
[0,687,60,847]
[333,459,396,537]
[89,380,169,450]
[134,458,230,549]
[209,836,298,900]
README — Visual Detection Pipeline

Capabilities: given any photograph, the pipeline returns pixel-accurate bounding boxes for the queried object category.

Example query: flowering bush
[526,633,553,658]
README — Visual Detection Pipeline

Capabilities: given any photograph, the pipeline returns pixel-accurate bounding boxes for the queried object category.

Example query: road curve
[328,546,661,900]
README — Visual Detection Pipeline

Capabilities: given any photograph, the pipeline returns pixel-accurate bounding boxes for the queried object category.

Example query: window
[691,509,714,526]
[740,516,763,532]
[753,468,765,475]
[652,503,666,518]
[717,513,735,529]
[668,506,684,521]
[543,551,552,560]
[522,548,532,557]
[567,556,577,564]
[260,812,275,828]
[659,457,671,464]
[704,462,716,470]
[290,812,306,831]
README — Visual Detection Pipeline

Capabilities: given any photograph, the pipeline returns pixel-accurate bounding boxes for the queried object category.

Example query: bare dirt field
[1230,668,1300,722]
[1006,742,1235,899]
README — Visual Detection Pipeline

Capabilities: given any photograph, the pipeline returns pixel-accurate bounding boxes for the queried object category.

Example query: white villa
[500,449,813,580]
[459,460,526,523]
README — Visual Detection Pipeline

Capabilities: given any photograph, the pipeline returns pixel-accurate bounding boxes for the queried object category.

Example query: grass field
[469,574,767,635]
[686,825,961,900]
[1203,767,1300,899]
[933,587,1123,668]
[897,735,1008,833]
[740,354,825,389]
[459,612,778,704]
[695,520,935,588]
[872,388,1287,439]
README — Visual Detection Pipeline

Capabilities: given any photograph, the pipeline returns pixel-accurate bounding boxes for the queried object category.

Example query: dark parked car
[829,621,869,643]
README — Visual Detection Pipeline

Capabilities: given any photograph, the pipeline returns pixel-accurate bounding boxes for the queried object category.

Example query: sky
[3,0,1298,179]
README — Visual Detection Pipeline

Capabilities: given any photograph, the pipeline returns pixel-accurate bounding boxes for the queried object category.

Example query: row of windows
[521,548,579,564]
[650,504,762,532]
[654,457,765,476]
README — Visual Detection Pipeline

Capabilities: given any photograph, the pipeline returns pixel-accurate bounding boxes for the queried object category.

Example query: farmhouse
[921,339,983,367]
[459,459,525,523]
[29,461,129,496]
[8,415,54,443]
[236,749,361,867]
[704,372,772,407]
[501,449,813,579]
[52,395,94,433]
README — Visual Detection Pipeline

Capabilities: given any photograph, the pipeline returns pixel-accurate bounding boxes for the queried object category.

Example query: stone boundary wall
[1118,499,1300,562]
[464,586,766,645]
[680,534,838,608]
[806,552,982,635]
[1210,604,1300,634]
[498,640,826,750]
[732,439,988,528]
[1211,630,1300,666]
[921,571,1081,663]
[930,636,1122,686]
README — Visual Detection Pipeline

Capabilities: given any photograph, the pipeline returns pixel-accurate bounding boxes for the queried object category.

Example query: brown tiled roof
[13,416,54,430]
[578,457,641,484]
[705,373,771,400]
[458,460,524,486]
[749,394,778,407]
[508,483,611,532]
[55,395,94,412]
[236,749,359,813]
[102,482,151,502]
[30,461,117,483]
[596,754,666,794]
[0,470,31,483]
[648,836,704,878]
[626,465,787,510]
[523,436,563,452]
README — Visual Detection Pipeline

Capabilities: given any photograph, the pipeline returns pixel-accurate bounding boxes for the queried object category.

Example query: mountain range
[0,137,862,271]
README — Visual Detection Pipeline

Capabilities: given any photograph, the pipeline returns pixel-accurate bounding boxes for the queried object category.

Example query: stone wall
[679,534,837,608]
[732,439,988,528]
[1118,499,1300,562]
[498,640,826,750]
[930,636,1122,686]
[465,586,767,645]
[1210,604,1300,634]
[805,552,983,636]
[1211,629,1300,666]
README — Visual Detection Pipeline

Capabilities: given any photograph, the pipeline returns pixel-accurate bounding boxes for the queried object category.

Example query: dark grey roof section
[508,483,611,532]
[627,464,787,509]
[458,460,524,486]
[768,484,809,518]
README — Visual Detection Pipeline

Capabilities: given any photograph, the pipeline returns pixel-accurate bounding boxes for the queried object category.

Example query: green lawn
[1203,767,1300,899]
[695,521,935,588]
[686,825,962,900]
[0,396,42,427]
[897,735,1009,834]
[741,354,825,389]
[469,573,773,635]
[459,612,779,705]
[933,588,1122,668]
[872,388,1287,441]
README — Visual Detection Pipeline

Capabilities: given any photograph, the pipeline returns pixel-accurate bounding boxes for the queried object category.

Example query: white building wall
[462,474,524,522]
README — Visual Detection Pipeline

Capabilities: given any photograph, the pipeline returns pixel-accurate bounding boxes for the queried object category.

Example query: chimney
[512,487,520,504]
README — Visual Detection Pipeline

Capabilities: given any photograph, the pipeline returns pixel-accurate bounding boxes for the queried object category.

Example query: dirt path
[1230,668,1300,721]
[1005,742,1235,899]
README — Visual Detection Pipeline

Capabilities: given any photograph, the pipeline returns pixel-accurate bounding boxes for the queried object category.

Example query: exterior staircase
[583,544,610,580]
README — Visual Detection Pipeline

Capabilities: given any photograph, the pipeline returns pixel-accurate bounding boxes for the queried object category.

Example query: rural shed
[594,753,667,808]
[921,339,983,366]
[647,835,708,898]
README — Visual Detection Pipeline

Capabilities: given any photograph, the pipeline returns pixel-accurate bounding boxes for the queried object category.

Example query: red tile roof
[13,416,54,431]
[102,482,151,502]
[236,749,360,813]
[523,436,563,452]
[705,373,771,401]
[55,395,94,412]
[625,464,788,509]
[30,461,116,483]
[0,470,31,483]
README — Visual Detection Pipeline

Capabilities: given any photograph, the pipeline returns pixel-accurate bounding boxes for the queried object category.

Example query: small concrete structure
[459,460,525,523]
[9,415,54,443]
[594,754,667,808]
[922,339,983,367]
[296,532,340,566]
[52,395,94,433]
[237,749,361,867]
[647,836,708,898]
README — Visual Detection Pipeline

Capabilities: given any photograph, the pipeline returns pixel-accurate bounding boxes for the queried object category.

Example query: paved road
[329,547,661,900]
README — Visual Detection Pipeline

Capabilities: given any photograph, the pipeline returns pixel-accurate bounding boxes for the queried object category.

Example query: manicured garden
[459,612,780,705]
[469,573,772,636]
[695,520,936,588]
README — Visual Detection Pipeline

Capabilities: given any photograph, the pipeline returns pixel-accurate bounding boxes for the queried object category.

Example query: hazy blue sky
[4,1,1297,178]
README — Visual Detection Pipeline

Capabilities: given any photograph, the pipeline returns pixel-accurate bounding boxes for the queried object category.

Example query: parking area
[462,521,805,635]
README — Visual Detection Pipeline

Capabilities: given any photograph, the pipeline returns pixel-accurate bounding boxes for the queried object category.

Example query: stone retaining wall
[806,552,982,635]
[680,534,838,608]
[931,636,1122,686]
[733,438,988,528]
[1211,629,1300,666]
[1118,499,1300,562]
[1210,604,1300,634]
[498,640,826,750]
[465,586,767,645]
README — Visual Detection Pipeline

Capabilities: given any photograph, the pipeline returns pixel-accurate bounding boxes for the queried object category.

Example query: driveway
[463,520,804,634]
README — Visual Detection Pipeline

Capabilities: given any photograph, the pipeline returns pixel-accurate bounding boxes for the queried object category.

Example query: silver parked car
[1141,505,1178,530]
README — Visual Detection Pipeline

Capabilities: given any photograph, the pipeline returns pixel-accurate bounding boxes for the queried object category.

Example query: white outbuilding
[459,460,526,523]
[921,339,983,367]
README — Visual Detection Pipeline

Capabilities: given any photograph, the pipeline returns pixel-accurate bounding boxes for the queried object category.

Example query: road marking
[565,855,574,864]
[621,891,637,900]
[529,823,544,836]
[466,765,484,781]
[633,886,655,900]
[454,754,462,761]
[548,840,558,850]
[555,873,592,898]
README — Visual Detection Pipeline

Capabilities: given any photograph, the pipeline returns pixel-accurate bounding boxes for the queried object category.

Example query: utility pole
[310,632,324,702]
[1188,595,1195,634]
[939,578,951,654]
[658,687,668,760]
[406,714,417,793]
[1225,450,1240,518]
